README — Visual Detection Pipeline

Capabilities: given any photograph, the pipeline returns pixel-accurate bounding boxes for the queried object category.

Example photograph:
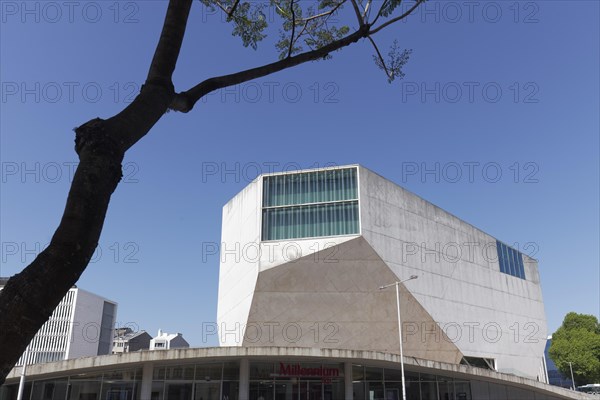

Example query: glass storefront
[3,358,570,400]
[351,366,471,400]
[151,362,239,400]
[0,370,141,400]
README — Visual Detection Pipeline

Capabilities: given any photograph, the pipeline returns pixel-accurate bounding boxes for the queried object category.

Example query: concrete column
[239,358,249,400]
[140,362,154,400]
[345,361,353,400]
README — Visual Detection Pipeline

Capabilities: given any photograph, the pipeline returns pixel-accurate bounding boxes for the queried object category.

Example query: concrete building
[150,330,190,351]
[217,165,548,381]
[112,328,152,354]
[0,279,117,366]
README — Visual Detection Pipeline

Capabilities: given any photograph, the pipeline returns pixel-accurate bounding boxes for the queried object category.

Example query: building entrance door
[291,381,322,400]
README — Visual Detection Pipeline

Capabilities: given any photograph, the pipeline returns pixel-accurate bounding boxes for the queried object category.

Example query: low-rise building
[112,328,152,354]
[150,330,189,350]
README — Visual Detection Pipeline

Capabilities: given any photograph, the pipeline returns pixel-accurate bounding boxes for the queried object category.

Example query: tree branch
[368,36,391,80]
[289,1,345,51]
[287,0,296,58]
[0,0,194,384]
[227,0,241,19]
[349,0,365,26]
[362,0,373,20]
[370,0,389,26]
[298,4,343,23]
[146,0,194,88]
[369,0,424,35]
[108,0,193,152]
[171,25,370,112]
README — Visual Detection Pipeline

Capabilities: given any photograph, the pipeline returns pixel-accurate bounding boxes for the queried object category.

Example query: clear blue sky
[1,0,598,347]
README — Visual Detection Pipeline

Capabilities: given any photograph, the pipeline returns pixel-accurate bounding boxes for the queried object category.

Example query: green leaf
[229,2,268,49]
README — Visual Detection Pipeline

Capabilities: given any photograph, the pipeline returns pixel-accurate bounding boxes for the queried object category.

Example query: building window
[262,168,359,241]
[496,241,526,279]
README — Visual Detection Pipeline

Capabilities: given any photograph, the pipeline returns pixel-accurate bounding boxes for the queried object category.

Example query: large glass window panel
[1,384,32,400]
[404,381,421,400]
[437,379,454,400]
[353,382,366,400]
[195,364,223,381]
[510,248,518,277]
[503,245,513,276]
[153,368,166,380]
[194,382,221,400]
[454,382,471,400]
[364,367,383,381]
[383,369,419,382]
[221,382,239,400]
[262,201,359,241]
[263,168,358,207]
[67,380,101,400]
[250,363,274,380]
[420,381,438,400]
[517,253,526,279]
[249,381,274,400]
[324,381,344,400]
[383,383,401,400]
[352,365,365,381]
[496,242,505,273]
[496,241,526,279]
[167,366,195,380]
[165,383,192,400]
[31,379,68,400]
[101,382,137,400]
[365,382,384,400]
[274,382,291,400]
[222,362,239,380]
[150,381,165,400]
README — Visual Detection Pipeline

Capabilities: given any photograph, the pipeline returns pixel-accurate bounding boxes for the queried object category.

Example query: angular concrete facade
[217,165,547,381]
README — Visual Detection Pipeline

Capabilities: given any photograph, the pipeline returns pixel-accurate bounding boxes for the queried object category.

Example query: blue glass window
[262,168,359,241]
[496,241,526,279]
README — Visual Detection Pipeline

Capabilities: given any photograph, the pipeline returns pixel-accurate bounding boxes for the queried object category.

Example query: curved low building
[0,347,592,400]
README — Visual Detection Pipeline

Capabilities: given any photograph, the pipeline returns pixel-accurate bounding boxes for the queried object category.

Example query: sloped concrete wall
[244,237,463,364]
[358,166,547,379]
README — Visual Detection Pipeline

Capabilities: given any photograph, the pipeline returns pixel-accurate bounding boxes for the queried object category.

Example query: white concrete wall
[217,177,262,346]
[67,289,116,359]
[358,166,547,380]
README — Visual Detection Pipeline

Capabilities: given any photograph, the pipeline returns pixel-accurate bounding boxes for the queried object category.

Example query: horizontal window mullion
[262,201,359,241]
[263,199,358,210]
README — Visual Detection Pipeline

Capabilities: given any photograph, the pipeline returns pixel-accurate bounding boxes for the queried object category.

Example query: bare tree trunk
[0,0,193,384]
[0,0,423,384]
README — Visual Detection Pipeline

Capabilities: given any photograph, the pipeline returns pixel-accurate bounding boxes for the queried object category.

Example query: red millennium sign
[276,363,341,383]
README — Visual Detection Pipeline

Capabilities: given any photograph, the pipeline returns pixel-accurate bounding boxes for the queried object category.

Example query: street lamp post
[380,275,419,400]
[568,362,576,391]
[16,347,30,400]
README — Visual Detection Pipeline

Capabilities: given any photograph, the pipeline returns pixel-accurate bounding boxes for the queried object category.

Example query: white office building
[0,279,117,366]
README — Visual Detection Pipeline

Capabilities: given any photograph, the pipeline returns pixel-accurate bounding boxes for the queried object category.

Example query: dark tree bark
[0,0,424,384]
[0,0,194,383]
